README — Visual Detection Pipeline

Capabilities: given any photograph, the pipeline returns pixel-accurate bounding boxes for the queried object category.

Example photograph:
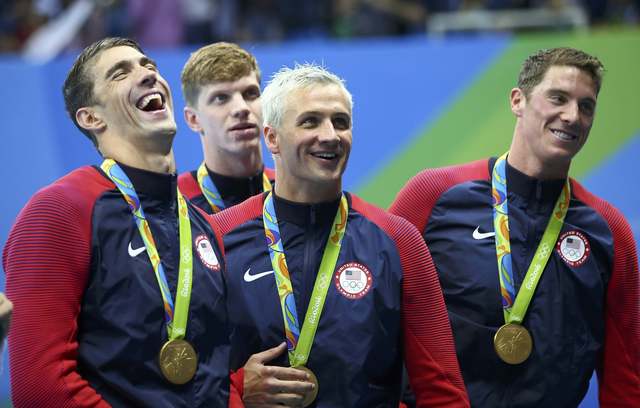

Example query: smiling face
[184,72,262,160]
[82,45,176,147]
[265,83,352,202]
[509,65,598,178]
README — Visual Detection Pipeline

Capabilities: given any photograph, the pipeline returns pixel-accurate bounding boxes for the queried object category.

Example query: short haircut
[63,37,143,146]
[181,42,261,107]
[261,63,353,129]
[518,47,605,96]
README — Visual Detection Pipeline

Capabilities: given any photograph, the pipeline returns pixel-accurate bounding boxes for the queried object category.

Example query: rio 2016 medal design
[491,153,569,364]
[101,159,198,383]
[159,339,198,385]
[493,323,533,365]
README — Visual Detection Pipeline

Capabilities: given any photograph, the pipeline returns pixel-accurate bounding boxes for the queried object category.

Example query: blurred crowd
[1,0,638,54]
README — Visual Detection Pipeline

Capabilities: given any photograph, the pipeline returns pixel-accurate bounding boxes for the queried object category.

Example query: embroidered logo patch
[194,235,220,271]
[556,231,590,267]
[334,262,372,300]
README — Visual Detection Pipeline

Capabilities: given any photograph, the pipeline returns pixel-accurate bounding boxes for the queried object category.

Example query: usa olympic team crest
[194,235,220,271]
[556,231,590,267]
[334,262,372,300]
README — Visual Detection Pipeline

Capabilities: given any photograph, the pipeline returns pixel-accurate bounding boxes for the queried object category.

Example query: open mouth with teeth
[136,92,165,112]
[551,129,578,141]
[311,152,338,160]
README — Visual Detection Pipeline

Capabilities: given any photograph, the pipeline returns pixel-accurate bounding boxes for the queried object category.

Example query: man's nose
[231,95,250,119]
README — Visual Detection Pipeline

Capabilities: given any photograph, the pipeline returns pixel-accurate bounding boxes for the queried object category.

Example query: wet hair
[181,42,261,107]
[261,63,353,129]
[518,47,604,97]
[63,37,143,145]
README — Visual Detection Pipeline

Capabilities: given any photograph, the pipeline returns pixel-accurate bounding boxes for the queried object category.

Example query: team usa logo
[194,235,220,271]
[556,231,590,267]
[334,262,373,300]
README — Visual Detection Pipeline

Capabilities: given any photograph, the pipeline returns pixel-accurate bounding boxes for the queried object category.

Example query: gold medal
[297,366,319,407]
[159,339,198,385]
[493,323,533,365]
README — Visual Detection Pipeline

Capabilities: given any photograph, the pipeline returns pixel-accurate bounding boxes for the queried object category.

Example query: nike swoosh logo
[128,242,147,257]
[472,226,495,240]
[243,268,274,282]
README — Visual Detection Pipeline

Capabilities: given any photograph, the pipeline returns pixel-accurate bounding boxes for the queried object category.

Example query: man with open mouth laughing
[391,48,639,407]
[214,63,469,407]
[3,38,241,407]
[179,42,274,216]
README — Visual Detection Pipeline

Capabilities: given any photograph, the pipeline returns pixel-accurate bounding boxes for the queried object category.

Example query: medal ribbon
[101,159,193,340]
[492,152,570,324]
[262,191,348,367]
[197,161,272,213]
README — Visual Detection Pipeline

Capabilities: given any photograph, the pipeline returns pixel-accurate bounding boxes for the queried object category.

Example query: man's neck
[204,147,263,178]
[507,140,570,180]
[274,178,342,204]
[99,138,176,174]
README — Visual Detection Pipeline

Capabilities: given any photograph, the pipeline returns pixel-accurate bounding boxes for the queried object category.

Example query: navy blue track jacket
[4,163,234,407]
[215,191,470,408]
[390,158,640,407]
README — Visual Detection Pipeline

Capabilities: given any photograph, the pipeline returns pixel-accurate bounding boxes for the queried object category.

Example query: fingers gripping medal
[298,366,319,407]
[262,192,348,406]
[491,153,569,365]
[101,159,198,384]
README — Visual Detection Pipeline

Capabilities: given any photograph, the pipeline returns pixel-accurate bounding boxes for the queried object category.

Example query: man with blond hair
[179,42,274,215]
[215,63,469,407]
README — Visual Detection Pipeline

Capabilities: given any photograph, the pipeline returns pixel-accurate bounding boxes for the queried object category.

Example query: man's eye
[113,72,126,80]
[244,88,260,100]
[300,117,317,127]
[549,94,566,104]
[332,117,350,130]
[145,64,157,71]
[580,102,595,116]
[212,94,229,104]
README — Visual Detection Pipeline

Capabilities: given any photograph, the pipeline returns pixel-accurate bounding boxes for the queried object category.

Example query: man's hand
[243,342,315,407]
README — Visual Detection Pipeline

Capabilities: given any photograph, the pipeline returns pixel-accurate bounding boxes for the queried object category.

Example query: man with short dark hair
[4,37,239,407]
[391,47,640,407]
[215,63,469,407]
[179,42,274,215]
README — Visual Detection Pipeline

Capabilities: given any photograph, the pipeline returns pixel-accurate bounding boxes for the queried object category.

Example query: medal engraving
[493,323,533,365]
[159,339,198,384]
[297,366,319,407]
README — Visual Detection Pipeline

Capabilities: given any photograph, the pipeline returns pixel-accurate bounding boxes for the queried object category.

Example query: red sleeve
[388,160,489,232]
[350,195,469,407]
[2,170,111,407]
[178,171,201,200]
[229,368,245,407]
[572,181,640,406]
[213,193,264,237]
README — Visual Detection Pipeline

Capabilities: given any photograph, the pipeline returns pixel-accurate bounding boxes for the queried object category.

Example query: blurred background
[0,0,639,407]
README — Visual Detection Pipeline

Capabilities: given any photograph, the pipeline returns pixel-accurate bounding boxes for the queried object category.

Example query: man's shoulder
[389,159,490,233]
[213,193,264,236]
[570,178,632,233]
[399,159,489,200]
[349,193,421,241]
[30,166,111,209]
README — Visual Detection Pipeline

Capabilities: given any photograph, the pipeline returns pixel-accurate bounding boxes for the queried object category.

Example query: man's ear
[510,88,526,117]
[264,125,279,155]
[184,106,203,134]
[76,107,106,133]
